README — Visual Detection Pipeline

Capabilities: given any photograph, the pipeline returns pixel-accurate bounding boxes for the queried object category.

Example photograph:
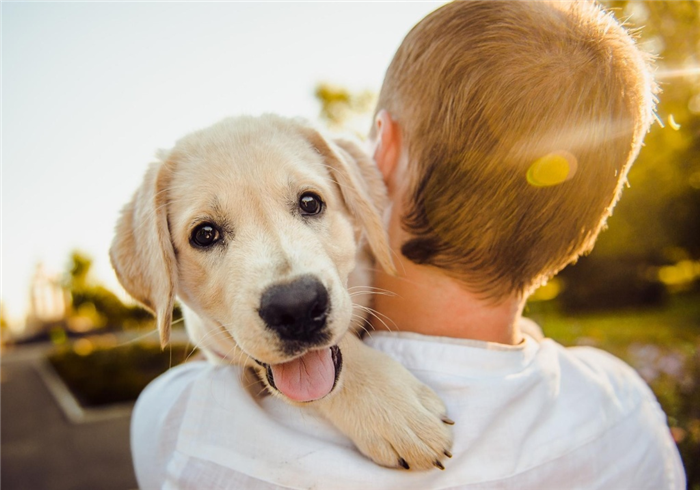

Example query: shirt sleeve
[566,346,687,489]
[131,361,208,490]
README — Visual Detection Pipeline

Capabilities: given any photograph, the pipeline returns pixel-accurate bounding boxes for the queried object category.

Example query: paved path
[1,344,138,490]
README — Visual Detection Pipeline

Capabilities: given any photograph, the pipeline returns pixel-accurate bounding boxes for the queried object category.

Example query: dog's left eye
[299,192,324,216]
[190,223,221,248]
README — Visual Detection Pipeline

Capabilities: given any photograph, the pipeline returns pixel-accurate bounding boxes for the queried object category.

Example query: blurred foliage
[64,251,153,332]
[1,302,8,330]
[49,339,192,406]
[558,255,668,312]
[602,1,700,245]
[315,82,375,135]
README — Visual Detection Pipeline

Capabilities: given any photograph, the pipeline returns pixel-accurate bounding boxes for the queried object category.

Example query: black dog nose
[259,276,329,342]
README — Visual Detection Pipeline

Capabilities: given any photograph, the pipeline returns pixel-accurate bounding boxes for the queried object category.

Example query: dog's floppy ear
[110,159,177,347]
[301,127,396,275]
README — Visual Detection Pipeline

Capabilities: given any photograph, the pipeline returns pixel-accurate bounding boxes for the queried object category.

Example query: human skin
[367,110,524,345]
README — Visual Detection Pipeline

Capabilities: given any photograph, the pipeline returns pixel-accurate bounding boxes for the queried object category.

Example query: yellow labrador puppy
[111,115,453,470]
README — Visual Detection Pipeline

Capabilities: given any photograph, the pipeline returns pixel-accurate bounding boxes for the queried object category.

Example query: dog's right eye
[299,192,324,217]
[190,223,221,248]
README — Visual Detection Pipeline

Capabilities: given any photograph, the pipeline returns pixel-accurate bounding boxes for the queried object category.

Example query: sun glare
[668,114,681,131]
[526,151,578,187]
[655,67,700,80]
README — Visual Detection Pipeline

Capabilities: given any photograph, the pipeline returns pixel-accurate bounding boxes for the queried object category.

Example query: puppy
[110,115,453,470]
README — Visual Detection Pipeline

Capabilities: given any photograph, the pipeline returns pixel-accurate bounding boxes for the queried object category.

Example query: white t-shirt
[131,330,685,490]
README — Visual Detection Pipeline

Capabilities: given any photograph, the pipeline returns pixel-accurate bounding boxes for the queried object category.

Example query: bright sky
[2,1,446,326]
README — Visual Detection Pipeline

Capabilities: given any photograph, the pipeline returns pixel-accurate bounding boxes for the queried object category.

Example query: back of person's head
[374,0,656,300]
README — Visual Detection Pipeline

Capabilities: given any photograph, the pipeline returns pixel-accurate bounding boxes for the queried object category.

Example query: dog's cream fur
[111,115,452,470]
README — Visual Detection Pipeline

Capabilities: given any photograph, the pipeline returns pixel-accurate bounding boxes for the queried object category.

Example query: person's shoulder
[531,341,685,488]
[522,338,663,438]
[131,361,213,490]
[537,339,670,449]
[145,359,212,390]
[132,361,259,489]
[550,341,657,405]
[136,360,210,409]
[132,360,215,445]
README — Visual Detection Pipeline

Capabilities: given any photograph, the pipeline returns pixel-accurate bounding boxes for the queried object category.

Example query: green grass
[527,293,700,347]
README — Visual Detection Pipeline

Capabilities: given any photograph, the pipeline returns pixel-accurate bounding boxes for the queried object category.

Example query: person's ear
[372,110,402,192]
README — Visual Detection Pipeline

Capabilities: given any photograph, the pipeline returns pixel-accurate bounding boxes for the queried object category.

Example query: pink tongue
[270,348,335,402]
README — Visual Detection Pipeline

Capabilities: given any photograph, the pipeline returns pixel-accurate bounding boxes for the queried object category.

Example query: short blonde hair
[375,0,656,299]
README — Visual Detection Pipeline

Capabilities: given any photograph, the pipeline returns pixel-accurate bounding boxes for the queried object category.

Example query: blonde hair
[375,0,656,299]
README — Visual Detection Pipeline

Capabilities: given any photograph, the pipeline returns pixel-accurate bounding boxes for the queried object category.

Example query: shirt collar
[364,330,541,378]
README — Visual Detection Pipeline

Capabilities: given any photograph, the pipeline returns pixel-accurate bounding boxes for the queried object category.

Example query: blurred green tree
[0,301,8,339]
[315,82,375,135]
[597,1,699,258]
[64,251,151,331]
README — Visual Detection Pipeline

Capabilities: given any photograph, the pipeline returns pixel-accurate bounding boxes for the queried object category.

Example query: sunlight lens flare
[526,151,577,187]
[655,67,700,80]
[668,115,681,131]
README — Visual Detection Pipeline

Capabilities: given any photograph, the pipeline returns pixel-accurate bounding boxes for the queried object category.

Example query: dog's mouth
[256,345,342,402]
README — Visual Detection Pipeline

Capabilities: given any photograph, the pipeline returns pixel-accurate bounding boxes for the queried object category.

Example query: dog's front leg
[314,334,454,470]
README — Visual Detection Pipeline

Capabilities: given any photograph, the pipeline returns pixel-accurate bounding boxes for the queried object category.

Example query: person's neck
[371,258,525,345]
[366,141,524,345]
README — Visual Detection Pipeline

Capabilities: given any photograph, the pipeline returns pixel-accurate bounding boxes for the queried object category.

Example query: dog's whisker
[357,304,398,329]
[240,368,260,388]
[349,288,393,294]
[222,342,244,364]
[349,290,396,298]
[184,346,199,363]
[351,314,375,339]
[243,376,266,392]
[354,304,397,332]
[185,335,213,358]
[184,326,237,362]
[237,345,251,366]
[185,342,204,362]
[114,328,159,348]
[348,285,396,294]
[241,365,270,398]
[350,312,371,324]
[256,385,271,397]
[362,266,423,289]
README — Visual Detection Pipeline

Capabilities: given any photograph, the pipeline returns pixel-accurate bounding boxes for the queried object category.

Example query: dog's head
[110,115,393,401]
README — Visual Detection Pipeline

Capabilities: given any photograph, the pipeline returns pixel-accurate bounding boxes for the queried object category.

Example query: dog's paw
[346,367,454,471]
[316,335,454,471]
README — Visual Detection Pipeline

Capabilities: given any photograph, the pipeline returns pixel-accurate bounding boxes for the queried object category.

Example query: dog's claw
[444,450,452,458]
[442,416,455,425]
[434,460,445,470]
[319,336,454,471]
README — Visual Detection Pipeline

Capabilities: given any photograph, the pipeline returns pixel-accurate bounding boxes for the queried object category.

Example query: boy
[132,2,685,488]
